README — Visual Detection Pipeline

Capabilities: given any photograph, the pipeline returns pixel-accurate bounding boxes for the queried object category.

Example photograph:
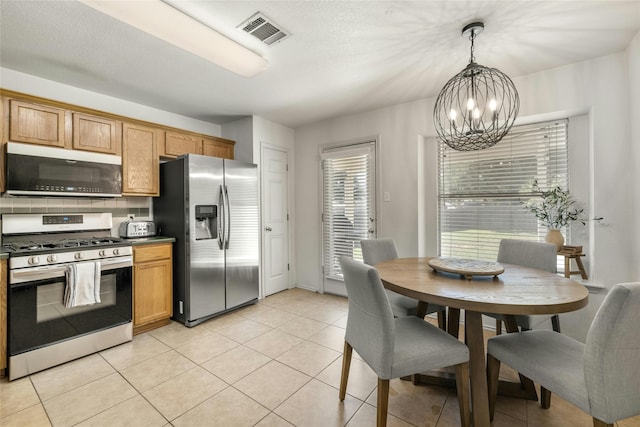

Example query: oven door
[8,258,132,357]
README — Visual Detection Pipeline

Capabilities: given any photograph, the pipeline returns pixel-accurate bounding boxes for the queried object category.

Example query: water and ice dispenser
[194,205,217,240]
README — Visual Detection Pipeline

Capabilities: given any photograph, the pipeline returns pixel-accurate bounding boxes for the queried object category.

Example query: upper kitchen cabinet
[202,136,235,159]
[73,113,121,155]
[9,100,66,148]
[162,131,202,158]
[122,122,159,196]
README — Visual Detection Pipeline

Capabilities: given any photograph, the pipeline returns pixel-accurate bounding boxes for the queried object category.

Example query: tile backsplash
[0,195,152,237]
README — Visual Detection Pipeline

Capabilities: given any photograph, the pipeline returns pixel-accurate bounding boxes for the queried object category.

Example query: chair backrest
[340,256,395,377]
[497,239,557,273]
[584,282,640,423]
[360,238,399,266]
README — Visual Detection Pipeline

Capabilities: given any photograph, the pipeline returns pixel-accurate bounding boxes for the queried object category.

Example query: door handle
[224,185,230,249]
[218,185,224,249]
[265,226,272,232]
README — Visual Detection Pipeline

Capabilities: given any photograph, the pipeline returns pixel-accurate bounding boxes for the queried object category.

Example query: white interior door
[262,145,290,296]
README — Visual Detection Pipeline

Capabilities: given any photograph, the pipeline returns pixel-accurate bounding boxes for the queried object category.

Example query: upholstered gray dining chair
[487,282,640,426]
[489,239,560,333]
[338,256,470,427]
[360,238,447,327]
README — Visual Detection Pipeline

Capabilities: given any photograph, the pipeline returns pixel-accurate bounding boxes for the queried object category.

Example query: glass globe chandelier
[433,22,519,151]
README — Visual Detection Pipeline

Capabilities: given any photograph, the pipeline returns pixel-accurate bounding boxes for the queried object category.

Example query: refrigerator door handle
[224,185,231,249]
[218,185,225,249]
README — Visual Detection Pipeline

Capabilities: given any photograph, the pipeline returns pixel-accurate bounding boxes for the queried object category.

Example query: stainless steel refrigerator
[153,154,259,327]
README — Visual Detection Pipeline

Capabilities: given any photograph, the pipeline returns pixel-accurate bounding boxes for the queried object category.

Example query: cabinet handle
[265,226,272,232]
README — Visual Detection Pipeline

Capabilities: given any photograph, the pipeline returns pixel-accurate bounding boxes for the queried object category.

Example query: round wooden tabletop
[375,257,589,315]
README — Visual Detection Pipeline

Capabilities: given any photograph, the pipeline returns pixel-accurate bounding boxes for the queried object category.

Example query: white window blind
[322,142,375,279]
[438,120,568,261]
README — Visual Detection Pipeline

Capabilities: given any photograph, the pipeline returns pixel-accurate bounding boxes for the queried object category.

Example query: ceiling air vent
[238,12,289,46]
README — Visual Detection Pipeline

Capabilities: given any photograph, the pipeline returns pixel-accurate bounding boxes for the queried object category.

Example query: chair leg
[540,386,552,409]
[503,316,539,400]
[551,314,561,333]
[495,319,502,335]
[339,341,352,401]
[377,378,390,427]
[487,353,501,421]
[503,315,519,333]
[592,418,613,427]
[454,362,471,427]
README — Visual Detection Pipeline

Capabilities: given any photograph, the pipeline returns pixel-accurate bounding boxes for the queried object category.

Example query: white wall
[514,53,633,289]
[628,31,640,280]
[295,98,435,292]
[222,117,253,164]
[294,49,637,341]
[1,68,222,136]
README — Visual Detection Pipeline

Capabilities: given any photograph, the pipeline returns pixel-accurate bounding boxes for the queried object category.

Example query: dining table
[375,257,589,427]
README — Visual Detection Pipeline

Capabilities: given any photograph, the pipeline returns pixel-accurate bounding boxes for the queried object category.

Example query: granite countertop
[0,251,8,260]
[124,236,176,245]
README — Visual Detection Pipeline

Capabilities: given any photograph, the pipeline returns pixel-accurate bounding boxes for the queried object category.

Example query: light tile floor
[1,288,639,426]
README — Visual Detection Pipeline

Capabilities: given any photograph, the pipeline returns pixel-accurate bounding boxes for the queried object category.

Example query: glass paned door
[322,142,376,284]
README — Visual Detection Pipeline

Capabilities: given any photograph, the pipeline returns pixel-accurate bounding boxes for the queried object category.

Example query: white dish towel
[64,261,101,308]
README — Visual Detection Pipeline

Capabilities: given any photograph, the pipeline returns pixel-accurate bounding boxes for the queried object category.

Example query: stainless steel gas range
[2,213,133,380]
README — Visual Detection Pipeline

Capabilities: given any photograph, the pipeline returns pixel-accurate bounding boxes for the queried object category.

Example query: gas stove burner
[4,242,53,251]
[91,237,124,245]
[60,239,91,248]
[3,236,130,255]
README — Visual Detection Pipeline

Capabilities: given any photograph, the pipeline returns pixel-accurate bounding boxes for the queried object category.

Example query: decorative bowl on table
[428,257,504,280]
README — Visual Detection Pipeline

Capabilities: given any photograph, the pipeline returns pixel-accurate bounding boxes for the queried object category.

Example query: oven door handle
[10,257,133,284]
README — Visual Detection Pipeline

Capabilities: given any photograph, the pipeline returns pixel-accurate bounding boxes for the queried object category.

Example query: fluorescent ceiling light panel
[79,0,268,77]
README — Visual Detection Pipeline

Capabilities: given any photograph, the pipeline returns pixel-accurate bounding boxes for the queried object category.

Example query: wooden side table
[558,246,588,279]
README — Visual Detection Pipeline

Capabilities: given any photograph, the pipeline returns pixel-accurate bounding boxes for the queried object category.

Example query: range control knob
[28,256,40,265]
[74,252,84,260]
[98,250,107,257]
[113,248,120,256]
[47,255,57,263]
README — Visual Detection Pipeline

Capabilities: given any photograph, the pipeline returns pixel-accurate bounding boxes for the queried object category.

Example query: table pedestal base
[407,369,539,401]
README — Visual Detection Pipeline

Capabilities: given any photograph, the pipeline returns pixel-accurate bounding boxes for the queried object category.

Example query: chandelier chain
[469,29,476,63]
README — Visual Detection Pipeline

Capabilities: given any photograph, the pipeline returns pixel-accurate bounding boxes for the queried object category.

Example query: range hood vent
[238,12,289,46]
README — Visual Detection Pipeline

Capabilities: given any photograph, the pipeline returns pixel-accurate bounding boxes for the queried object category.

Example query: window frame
[437,119,571,262]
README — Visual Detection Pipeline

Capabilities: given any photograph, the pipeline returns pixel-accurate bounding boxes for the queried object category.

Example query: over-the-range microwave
[5,142,122,197]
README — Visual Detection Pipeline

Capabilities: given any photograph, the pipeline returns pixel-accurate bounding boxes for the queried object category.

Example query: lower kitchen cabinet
[1,258,6,377]
[133,243,172,334]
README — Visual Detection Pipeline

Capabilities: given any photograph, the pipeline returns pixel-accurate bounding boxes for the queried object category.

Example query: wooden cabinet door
[133,244,173,331]
[9,100,66,147]
[163,131,202,157]
[134,259,172,326]
[122,122,159,196]
[73,113,120,155]
[0,259,6,373]
[202,136,235,159]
